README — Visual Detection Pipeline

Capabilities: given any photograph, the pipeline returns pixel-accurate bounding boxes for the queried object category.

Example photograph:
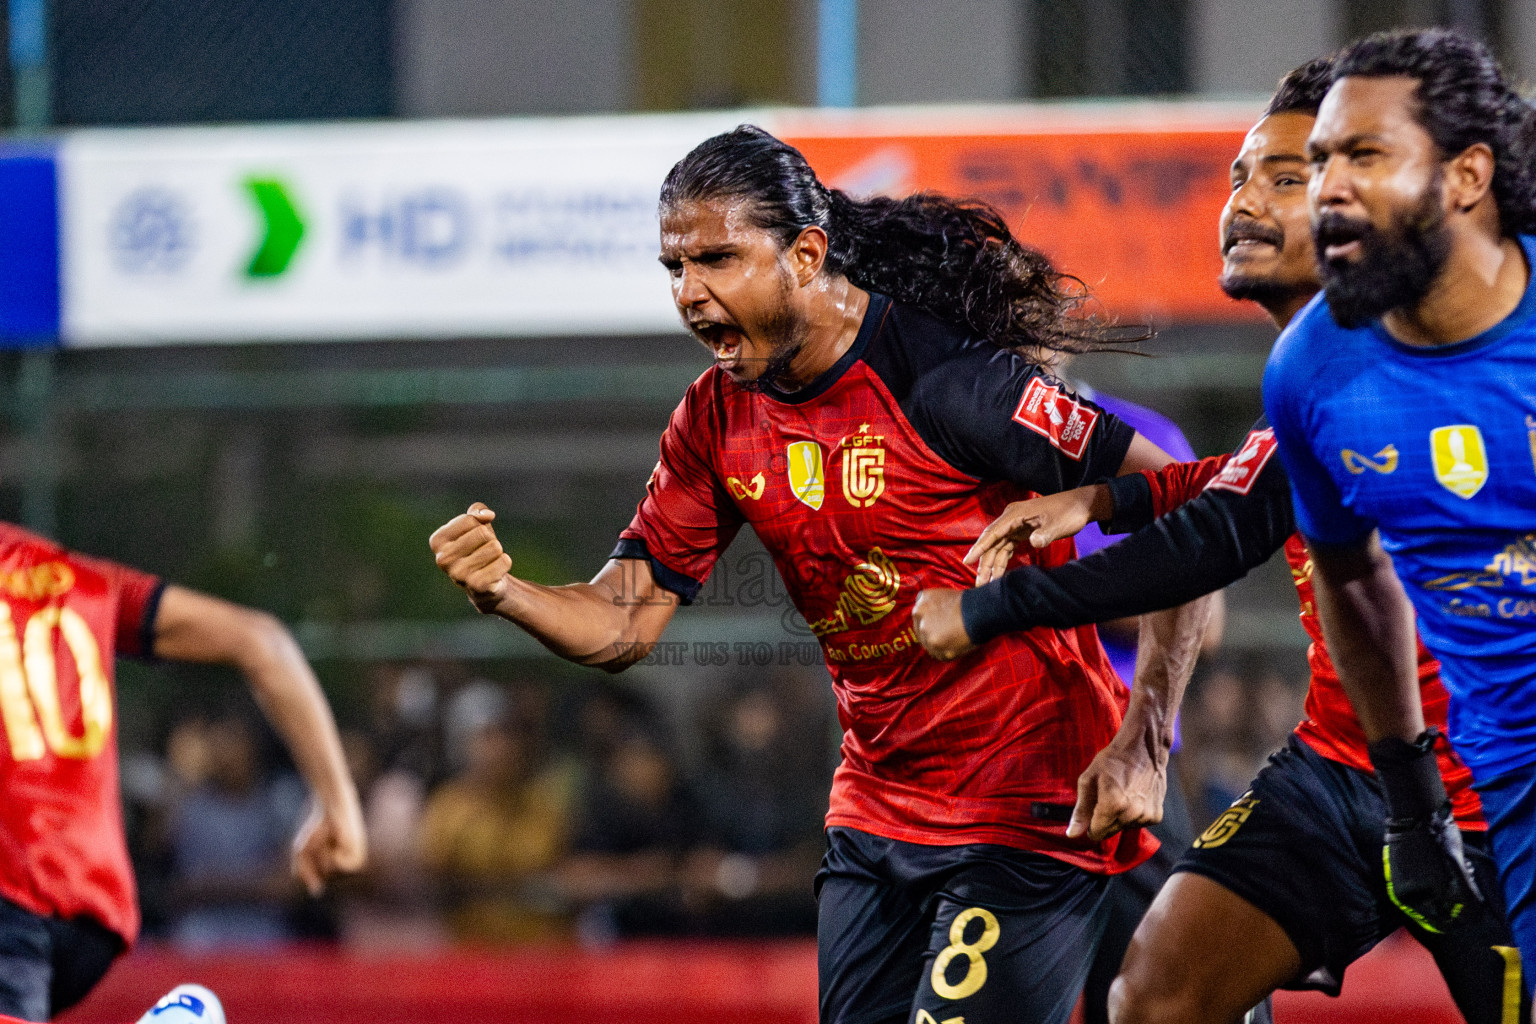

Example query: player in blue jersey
[1263,27,1536,981]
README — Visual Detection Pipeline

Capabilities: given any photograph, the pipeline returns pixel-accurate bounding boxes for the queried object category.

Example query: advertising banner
[58,113,739,345]
[0,101,1264,346]
[779,103,1259,325]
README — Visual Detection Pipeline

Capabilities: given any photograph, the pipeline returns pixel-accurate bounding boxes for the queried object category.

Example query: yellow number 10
[0,600,112,762]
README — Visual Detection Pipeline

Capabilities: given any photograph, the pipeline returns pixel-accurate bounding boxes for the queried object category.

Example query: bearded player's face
[659,198,808,387]
[1306,75,1453,327]
[1219,111,1320,306]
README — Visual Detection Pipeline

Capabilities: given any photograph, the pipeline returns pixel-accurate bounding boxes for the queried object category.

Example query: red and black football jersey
[0,522,163,943]
[970,421,1482,828]
[617,293,1156,873]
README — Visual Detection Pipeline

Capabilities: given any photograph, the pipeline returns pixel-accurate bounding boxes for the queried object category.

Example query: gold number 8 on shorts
[930,906,1001,1000]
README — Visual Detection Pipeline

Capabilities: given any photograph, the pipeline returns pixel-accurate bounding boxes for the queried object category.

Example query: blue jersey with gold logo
[1264,235,1536,776]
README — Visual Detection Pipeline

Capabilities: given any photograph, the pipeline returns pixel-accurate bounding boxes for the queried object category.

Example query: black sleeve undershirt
[960,439,1296,645]
[901,347,1135,493]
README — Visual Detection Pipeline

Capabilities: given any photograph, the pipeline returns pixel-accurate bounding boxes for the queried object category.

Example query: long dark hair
[659,125,1145,359]
[1332,28,1536,236]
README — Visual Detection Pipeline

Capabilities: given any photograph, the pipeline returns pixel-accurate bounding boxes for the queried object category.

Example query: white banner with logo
[59,113,742,345]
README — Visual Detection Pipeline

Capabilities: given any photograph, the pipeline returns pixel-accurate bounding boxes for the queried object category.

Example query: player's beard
[1313,173,1452,330]
[736,311,807,393]
[1219,270,1315,309]
[734,273,809,394]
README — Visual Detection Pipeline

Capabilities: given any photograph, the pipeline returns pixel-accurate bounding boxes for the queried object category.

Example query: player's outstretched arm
[1068,594,1211,841]
[429,503,680,672]
[1308,535,1424,742]
[1309,535,1483,931]
[153,585,365,895]
[916,426,1292,661]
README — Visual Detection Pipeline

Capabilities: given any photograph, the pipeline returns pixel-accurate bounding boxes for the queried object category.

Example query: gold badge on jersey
[786,441,825,510]
[1430,425,1489,499]
[841,424,887,508]
[1341,444,1399,475]
[726,472,765,502]
[1193,792,1259,849]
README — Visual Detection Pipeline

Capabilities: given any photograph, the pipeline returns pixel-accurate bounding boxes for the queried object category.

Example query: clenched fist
[430,503,513,613]
[912,588,976,661]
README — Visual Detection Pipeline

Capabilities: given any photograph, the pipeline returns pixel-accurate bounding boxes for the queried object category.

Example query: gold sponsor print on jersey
[726,472,765,501]
[786,441,825,510]
[840,424,887,508]
[1489,534,1536,587]
[1430,425,1489,499]
[808,547,902,638]
[1425,569,1507,591]
[1193,791,1259,849]
[0,600,112,762]
[1341,444,1399,475]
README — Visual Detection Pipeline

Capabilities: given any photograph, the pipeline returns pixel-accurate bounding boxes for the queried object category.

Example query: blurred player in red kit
[431,125,1213,1024]
[0,523,364,1021]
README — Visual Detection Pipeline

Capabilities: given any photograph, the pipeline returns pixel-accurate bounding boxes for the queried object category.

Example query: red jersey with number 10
[618,295,1157,873]
[0,523,162,943]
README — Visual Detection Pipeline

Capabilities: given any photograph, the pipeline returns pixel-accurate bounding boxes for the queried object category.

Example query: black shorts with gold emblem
[1175,734,1525,1024]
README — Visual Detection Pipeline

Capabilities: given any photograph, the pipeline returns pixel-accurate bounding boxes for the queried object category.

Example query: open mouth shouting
[689,318,748,369]
[1313,213,1371,265]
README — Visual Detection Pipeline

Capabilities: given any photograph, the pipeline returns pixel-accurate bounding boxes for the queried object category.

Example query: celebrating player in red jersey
[431,126,1213,1024]
[0,523,364,1022]
[913,60,1526,1024]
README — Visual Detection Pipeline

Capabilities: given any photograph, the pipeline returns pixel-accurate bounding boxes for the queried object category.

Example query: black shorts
[0,896,124,1021]
[816,826,1111,1024]
[1175,735,1525,1024]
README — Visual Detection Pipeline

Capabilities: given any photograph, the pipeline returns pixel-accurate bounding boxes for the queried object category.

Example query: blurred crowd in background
[112,649,1307,951]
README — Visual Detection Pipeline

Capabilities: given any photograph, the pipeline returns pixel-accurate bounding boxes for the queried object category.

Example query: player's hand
[291,798,367,897]
[430,503,513,614]
[1068,735,1165,842]
[912,588,976,661]
[1371,730,1484,933]
[964,484,1110,585]
[1383,805,1482,933]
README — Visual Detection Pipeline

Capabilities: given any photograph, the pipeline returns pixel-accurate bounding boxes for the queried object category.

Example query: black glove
[1369,729,1483,933]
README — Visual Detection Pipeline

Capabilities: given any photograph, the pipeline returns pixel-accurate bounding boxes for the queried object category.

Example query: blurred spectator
[166,716,307,949]
[686,680,827,936]
[418,680,575,943]
[338,666,448,948]
[1182,667,1268,823]
[560,720,701,942]
[1180,661,1310,826]
[367,664,443,782]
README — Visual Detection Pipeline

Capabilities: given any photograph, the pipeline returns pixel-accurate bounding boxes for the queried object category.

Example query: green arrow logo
[243,177,306,278]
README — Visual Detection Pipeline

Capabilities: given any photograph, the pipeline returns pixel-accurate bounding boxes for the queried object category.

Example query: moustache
[1222,218,1285,253]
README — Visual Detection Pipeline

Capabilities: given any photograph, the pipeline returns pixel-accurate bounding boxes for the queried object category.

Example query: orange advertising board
[779,105,1264,324]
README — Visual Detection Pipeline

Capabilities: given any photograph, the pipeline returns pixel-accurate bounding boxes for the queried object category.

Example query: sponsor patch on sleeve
[1205,428,1278,495]
[1011,377,1100,461]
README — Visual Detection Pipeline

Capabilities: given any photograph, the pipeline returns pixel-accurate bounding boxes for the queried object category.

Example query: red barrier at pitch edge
[61,941,820,1024]
[60,933,1460,1024]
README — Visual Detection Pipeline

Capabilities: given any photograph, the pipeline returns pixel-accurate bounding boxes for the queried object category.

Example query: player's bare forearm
[496,564,679,671]
[1069,595,1212,841]
[154,586,366,890]
[430,504,677,671]
[1308,535,1424,743]
[1127,597,1212,752]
